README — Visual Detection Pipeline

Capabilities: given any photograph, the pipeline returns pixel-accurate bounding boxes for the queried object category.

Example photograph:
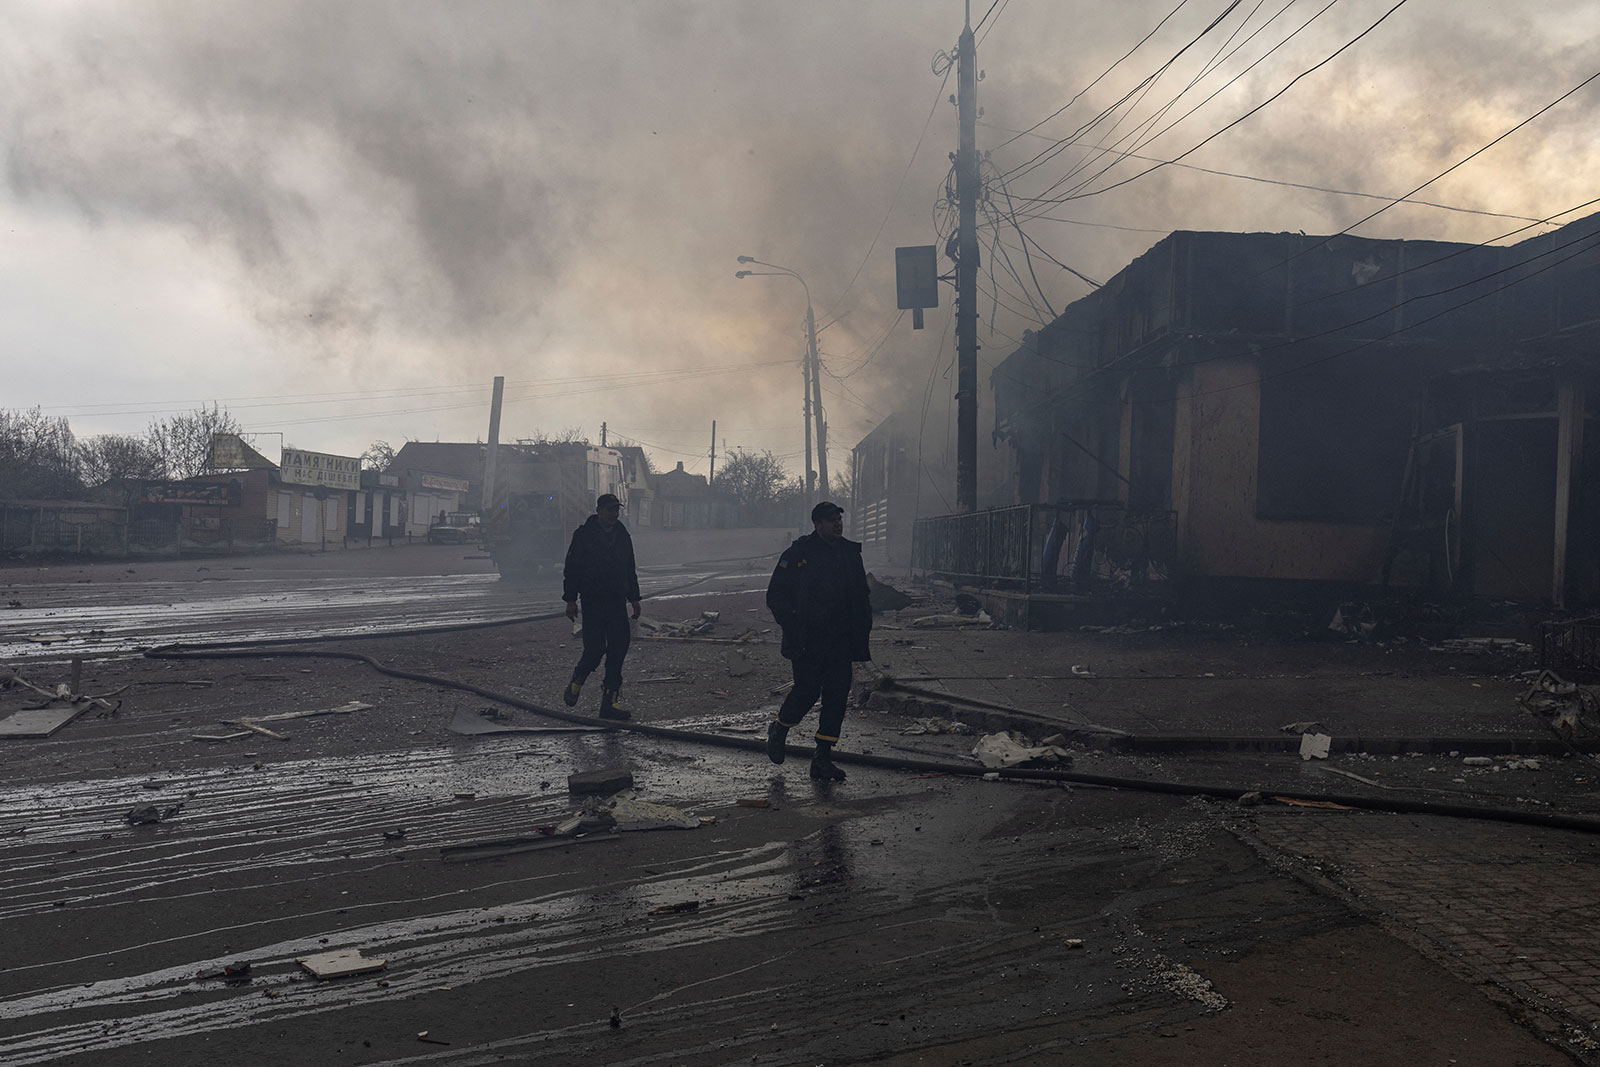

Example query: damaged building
[984,211,1600,609]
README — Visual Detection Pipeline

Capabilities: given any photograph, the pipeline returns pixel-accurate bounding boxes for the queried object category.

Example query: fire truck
[484,443,627,582]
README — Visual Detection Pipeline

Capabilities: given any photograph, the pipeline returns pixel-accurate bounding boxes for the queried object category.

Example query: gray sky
[4,0,1597,479]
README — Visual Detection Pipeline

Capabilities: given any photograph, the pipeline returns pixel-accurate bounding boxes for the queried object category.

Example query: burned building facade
[991,213,1600,607]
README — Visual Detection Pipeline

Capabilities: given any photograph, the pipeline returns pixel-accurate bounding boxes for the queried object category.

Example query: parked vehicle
[427,511,482,545]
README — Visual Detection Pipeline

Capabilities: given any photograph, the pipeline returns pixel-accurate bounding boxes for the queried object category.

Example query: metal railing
[912,502,1177,593]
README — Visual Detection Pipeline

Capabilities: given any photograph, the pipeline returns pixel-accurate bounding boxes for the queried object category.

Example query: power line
[1027,0,1413,205]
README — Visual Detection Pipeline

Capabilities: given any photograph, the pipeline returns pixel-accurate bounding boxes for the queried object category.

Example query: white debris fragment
[1298,733,1332,760]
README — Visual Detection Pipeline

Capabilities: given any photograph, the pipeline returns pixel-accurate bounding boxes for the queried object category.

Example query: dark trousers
[573,596,630,691]
[777,652,853,743]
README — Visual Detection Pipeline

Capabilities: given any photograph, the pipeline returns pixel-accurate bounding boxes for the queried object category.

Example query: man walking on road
[561,493,642,720]
[765,501,872,781]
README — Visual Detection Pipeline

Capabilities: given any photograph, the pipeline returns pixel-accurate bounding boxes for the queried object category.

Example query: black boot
[810,739,846,781]
[599,686,631,721]
[767,721,789,765]
[562,675,585,708]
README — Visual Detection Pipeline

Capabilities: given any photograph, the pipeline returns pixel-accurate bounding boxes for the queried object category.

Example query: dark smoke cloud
[2,0,1595,463]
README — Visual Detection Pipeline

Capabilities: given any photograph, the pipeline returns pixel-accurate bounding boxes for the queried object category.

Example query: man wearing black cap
[764,501,872,781]
[561,493,642,720]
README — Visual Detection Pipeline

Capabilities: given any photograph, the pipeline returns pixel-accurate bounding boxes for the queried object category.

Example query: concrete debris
[1280,721,1327,735]
[1152,957,1228,1012]
[1237,791,1263,807]
[602,792,700,831]
[953,593,982,616]
[126,804,182,825]
[900,717,975,736]
[867,573,913,612]
[297,948,388,980]
[1462,756,1493,766]
[737,797,771,808]
[972,731,1072,769]
[568,768,634,795]
[1298,733,1332,760]
[726,650,755,677]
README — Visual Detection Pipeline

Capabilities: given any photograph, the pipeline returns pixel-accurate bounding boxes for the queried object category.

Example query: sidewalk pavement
[862,608,1565,755]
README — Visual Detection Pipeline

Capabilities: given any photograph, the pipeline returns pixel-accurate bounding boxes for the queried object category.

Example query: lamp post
[735,257,830,506]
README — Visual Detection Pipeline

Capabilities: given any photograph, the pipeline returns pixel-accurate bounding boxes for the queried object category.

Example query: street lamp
[733,256,829,507]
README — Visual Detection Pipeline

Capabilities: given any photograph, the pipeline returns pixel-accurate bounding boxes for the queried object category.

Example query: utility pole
[954,2,979,513]
[802,350,814,500]
[600,421,607,447]
[483,376,504,516]
[806,302,829,498]
[709,420,716,486]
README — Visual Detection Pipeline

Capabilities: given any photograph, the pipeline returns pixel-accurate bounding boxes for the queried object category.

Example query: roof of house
[388,442,485,483]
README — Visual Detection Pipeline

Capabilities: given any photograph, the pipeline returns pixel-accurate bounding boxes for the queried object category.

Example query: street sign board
[895,245,939,310]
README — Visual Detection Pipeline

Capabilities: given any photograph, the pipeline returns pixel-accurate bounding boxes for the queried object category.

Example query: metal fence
[1,506,128,557]
[911,502,1177,594]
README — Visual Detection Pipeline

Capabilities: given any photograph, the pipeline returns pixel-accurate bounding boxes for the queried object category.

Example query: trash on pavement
[737,797,771,808]
[972,731,1072,769]
[1280,720,1327,735]
[1298,733,1332,760]
[417,1031,450,1046]
[224,720,290,742]
[568,768,634,795]
[953,593,982,616]
[297,949,387,980]
[603,792,699,831]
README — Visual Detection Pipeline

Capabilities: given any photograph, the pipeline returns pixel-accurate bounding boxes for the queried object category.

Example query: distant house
[987,212,1600,607]
[388,442,487,509]
[850,411,957,567]
[613,445,655,528]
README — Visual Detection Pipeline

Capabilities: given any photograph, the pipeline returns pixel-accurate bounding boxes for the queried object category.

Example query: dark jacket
[562,516,641,604]
[766,532,872,662]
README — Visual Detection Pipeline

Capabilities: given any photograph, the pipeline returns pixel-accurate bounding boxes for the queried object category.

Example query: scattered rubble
[126,803,182,825]
[297,949,388,980]
[900,717,974,736]
[867,573,913,612]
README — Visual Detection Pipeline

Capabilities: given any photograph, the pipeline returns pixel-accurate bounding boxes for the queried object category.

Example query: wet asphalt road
[0,551,1581,1065]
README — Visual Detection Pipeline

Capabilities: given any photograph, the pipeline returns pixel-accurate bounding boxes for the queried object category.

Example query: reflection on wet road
[0,723,1225,1066]
[0,570,762,661]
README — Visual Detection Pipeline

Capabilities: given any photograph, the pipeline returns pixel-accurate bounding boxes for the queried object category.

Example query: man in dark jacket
[765,500,872,781]
[561,493,642,720]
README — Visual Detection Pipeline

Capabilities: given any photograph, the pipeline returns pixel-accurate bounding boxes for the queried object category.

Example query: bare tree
[717,448,802,525]
[360,439,397,471]
[0,407,83,500]
[145,403,242,479]
[79,434,164,504]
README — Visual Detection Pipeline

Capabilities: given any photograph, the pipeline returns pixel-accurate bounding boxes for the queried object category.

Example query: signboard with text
[279,449,361,490]
[139,480,242,507]
[418,473,471,492]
